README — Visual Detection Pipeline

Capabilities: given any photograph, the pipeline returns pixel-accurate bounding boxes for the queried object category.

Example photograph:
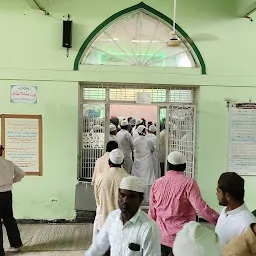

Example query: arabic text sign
[10,85,37,104]
[4,118,40,173]
[228,103,256,175]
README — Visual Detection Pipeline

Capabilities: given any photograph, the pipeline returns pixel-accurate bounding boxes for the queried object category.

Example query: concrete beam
[237,0,256,16]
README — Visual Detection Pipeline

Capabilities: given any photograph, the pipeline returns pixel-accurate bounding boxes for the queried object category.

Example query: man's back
[117,129,133,155]
[91,152,110,186]
[0,157,25,192]
[149,170,219,247]
[96,167,129,229]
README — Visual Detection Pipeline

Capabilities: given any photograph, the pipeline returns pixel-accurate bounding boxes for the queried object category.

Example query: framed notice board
[0,114,42,176]
[228,103,256,175]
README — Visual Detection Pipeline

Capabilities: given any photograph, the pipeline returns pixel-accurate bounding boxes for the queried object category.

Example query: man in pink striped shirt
[149,151,219,256]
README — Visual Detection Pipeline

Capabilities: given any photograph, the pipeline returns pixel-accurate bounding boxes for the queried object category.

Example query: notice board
[228,103,256,175]
[0,114,42,176]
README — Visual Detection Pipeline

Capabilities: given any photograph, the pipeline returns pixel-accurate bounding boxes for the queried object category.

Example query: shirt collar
[116,209,142,225]
[226,203,247,215]
[165,170,184,176]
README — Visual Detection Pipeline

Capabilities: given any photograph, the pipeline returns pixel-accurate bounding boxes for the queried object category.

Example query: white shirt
[85,209,161,256]
[215,204,256,248]
[132,127,139,140]
[116,129,134,157]
[0,156,25,192]
[132,136,155,185]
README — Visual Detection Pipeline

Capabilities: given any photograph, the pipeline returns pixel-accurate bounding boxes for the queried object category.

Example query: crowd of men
[1,115,256,256]
[84,116,256,256]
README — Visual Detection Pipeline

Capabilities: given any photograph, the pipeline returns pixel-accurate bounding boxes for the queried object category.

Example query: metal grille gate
[79,83,197,181]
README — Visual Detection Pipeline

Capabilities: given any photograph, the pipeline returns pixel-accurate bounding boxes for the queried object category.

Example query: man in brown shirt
[222,223,256,256]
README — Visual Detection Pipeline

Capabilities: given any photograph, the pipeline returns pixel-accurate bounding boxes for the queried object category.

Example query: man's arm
[142,223,161,256]
[13,164,25,183]
[84,214,111,256]
[148,184,157,221]
[127,133,134,151]
[91,160,99,186]
[187,180,219,224]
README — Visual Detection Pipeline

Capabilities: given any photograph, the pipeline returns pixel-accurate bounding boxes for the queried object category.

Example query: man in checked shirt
[149,151,219,256]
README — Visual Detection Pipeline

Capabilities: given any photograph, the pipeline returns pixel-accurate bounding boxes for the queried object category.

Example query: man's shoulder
[139,210,159,230]
[0,157,12,165]
[239,208,256,223]
[108,209,121,220]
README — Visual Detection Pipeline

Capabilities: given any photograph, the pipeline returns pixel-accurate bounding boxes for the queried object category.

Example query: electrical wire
[32,0,63,21]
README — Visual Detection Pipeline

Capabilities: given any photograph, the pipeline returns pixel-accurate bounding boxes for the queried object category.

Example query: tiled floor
[3,224,93,255]
[3,222,214,255]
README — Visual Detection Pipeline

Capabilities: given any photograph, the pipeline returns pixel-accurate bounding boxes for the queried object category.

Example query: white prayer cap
[120,119,128,126]
[173,221,221,256]
[109,124,116,132]
[149,125,157,133]
[119,176,145,193]
[136,119,143,125]
[137,125,146,134]
[109,149,124,165]
[167,151,186,165]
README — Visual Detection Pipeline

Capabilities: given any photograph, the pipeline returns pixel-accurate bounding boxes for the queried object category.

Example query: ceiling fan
[166,0,218,47]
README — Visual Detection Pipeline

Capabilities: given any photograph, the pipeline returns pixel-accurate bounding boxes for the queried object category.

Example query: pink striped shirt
[149,171,219,247]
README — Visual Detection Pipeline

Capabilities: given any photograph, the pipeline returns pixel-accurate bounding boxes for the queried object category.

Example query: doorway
[78,83,197,181]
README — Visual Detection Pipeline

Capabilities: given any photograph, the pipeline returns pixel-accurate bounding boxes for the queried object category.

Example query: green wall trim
[73,2,206,75]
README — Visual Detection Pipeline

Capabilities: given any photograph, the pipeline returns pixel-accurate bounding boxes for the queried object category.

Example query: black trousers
[160,163,165,177]
[161,244,173,256]
[0,191,22,256]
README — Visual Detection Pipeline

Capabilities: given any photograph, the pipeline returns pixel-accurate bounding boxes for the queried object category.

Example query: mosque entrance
[78,83,197,181]
[75,83,197,216]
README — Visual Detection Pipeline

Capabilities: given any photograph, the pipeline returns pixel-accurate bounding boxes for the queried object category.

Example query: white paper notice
[4,118,39,173]
[136,92,152,104]
[228,103,256,175]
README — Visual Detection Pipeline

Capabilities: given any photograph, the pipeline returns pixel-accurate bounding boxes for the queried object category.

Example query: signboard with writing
[10,85,37,104]
[0,114,42,176]
[228,103,256,175]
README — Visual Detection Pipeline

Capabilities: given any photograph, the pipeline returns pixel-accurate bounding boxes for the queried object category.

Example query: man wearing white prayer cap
[116,120,134,174]
[132,125,155,205]
[109,124,120,147]
[94,149,129,233]
[149,151,219,256]
[92,141,119,242]
[132,119,143,139]
[173,221,221,256]
[146,125,159,179]
[85,176,161,256]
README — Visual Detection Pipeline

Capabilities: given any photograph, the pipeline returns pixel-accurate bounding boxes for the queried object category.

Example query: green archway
[74,2,206,74]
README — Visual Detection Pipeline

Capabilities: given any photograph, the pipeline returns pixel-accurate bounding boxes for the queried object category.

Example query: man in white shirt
[108,124,120,147]
[145,125,159,179]
[132,125,155,204]
[91,141,118,241]
[215,172,256,248]
[132,119,143,140]
[116,120,134,174]
[0,145,25,255]
[84,176,161,256]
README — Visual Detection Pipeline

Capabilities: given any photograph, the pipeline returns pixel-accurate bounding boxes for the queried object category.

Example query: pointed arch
[74,2,206,74]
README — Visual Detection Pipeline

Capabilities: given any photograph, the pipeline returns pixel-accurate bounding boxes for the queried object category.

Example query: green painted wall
[0,0,256,219]
[0,80,78,219]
